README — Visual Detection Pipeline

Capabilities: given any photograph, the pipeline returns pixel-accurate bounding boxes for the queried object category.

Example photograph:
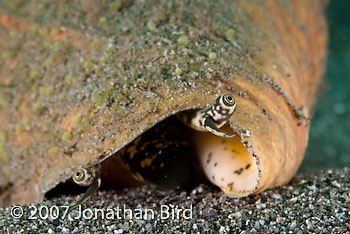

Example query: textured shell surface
[0,0,328,206]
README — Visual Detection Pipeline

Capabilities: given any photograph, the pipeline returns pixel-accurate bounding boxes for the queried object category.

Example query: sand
[1,167,348,233]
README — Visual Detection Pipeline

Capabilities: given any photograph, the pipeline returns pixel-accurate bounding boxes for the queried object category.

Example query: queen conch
[0,0,328,206]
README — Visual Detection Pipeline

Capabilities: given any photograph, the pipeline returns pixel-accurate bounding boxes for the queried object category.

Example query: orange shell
[0,0,327,206]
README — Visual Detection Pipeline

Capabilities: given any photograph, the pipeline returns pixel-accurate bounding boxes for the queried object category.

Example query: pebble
[114,229,123,234]
[271,193,282,200]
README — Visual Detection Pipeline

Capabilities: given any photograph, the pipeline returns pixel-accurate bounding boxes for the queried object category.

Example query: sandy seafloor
[0,168,349,233]
[1,1,350,233]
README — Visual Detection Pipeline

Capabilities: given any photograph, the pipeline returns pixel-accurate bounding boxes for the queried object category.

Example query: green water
[301,0,350,172]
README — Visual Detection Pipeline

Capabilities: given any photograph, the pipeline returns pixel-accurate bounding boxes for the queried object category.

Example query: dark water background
[301,0,350,172]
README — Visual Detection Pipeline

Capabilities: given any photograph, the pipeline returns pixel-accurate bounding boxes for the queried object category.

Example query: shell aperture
[71,94,237,206]
[116,116,198,190]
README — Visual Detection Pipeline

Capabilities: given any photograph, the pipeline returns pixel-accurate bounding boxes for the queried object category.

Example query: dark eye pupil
[222,94,234,106]
[224,95,233,103]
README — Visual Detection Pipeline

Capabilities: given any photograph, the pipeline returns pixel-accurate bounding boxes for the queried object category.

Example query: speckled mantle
[0,0,328,206]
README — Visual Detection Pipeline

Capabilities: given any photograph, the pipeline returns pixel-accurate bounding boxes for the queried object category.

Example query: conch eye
[72,168,94,186]
[222,94,235,107]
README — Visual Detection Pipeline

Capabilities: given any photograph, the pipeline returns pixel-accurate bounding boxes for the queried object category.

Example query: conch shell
[0,0,328,206]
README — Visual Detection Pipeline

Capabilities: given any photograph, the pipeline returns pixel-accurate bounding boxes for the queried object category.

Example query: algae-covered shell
[0,0,328,206]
